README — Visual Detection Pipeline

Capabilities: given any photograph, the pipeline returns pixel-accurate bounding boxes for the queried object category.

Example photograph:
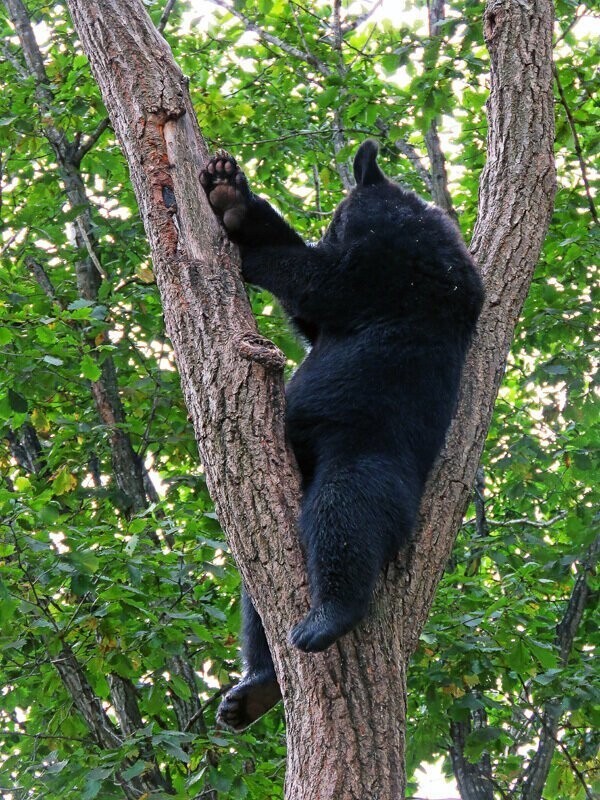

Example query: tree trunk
[65,0,555,797]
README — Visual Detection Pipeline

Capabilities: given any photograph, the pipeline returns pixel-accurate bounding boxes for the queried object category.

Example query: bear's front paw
[200,151,251,232]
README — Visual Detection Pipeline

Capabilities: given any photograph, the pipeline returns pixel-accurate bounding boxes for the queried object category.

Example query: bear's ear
[353,140,386,187]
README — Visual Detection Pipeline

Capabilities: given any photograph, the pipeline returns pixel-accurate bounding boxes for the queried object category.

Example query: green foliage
[0,1,597,798]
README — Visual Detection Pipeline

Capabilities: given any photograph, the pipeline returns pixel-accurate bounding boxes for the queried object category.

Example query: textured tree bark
[64,1,555,798]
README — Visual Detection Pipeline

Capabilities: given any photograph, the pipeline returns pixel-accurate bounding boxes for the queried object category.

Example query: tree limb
[210,0,332,76]
[519,535,599,800]
[425,0,458,221]
[553,63,598,225]
[25,256,64,308]
[449,715,494,800]
[449,468,494,799]
[157,0,177,34]
[73,116,111,165]
[341,0,385,34]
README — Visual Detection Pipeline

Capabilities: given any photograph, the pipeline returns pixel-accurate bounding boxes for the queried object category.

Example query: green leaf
[80,354,102,381]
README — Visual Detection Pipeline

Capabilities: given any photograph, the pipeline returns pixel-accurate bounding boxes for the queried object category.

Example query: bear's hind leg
[217,587,281,731]
[290,456,417,653]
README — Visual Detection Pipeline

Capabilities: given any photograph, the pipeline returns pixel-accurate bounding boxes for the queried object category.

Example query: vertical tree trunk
[65,0,555,797]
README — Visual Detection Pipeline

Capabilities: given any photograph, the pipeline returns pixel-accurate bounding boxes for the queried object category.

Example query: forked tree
[62,0,556,797]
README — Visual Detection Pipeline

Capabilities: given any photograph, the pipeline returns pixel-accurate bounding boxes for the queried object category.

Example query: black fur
[200,141,484,729]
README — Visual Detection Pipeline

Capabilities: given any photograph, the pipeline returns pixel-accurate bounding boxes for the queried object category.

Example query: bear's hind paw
[216,671,281,732]
[289,602,365,653]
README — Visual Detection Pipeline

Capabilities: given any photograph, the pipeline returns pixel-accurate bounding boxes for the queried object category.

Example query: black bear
[200,141,484,730]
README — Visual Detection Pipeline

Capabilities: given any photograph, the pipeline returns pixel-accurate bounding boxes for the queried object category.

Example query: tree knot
[483,2,507,43]
[235,332,286,371]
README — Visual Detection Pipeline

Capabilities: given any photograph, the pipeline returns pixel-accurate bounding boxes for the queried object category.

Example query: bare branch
[5,423,43,474]
[553,63,598,225]
[25,256,65,308]
[374,118,433,191]
[332,0,343,53]
[51,645,122,749]
[553,6,586,47]
[3,0,64,151]
[1,228,24,257]
[289,1,324,75]
[210,0,332,75]
[52,644,172,799]
[519,535,599,800]
[341,0,385,34]
[424,0,458,221]
[168,654,208,735]
[157,0,177,34]
[449,468,495,799]
[394,139,433,190]
[450,716,495,800]
[73,116,111,165]
[0,39,28,78]
[463,511,568,529]
[75,215,109,278]
[184,684,230,732]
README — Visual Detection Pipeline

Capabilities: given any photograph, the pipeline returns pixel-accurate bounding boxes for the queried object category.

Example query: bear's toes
[216,672,281,732]
[200,153,251,228]
[200,153,245,191]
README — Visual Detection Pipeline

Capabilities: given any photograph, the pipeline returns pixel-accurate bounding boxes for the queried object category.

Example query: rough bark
[64,1,556,798]
[450,715,494,800]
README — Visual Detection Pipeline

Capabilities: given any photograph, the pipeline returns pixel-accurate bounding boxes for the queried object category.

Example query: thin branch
[341,0,385,34]
[332,0,343,53]
[184,684,231,732]
[210,0,332,76]
[519,535,599,800]
[375,118,433,191]
[0,730,89,743]
[75,215,109,278]
[5,424,43,475]
[312,163,322,215]
[0,40,28,78]
[516,679,595,800]
[424,0,458,221]
[393,139,433,191]
[463,511,567,529]
[290,2,321,73]
[553,6,586,48]
[327,0,353,190]
[556,535,600,663]
[449,467,495,800]
[157,0,177,33]
[25,256,65,308]
[553,63,599,225]
[4,0,65,152]
[73,117,111,165]
[0,228,23,257]
[450,716,495,800]
[474,466,488,538]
